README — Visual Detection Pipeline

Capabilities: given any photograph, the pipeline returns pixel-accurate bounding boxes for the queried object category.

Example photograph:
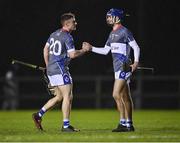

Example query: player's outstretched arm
[83,42,111,55]
[67,41,92,59]
[68,49,87,59]
[91,45,111,55]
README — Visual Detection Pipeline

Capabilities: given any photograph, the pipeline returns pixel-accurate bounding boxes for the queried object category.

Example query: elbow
[137,46,140,51]
[104,51,109,55]
[137,46,140,54]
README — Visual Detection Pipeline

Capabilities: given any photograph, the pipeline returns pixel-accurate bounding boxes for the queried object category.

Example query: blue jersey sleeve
[126,30,135,43]
[65,35,75,52]
[105,34,111,46]
[46,32,54,45]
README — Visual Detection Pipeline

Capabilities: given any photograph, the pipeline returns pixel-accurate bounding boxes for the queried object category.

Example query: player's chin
[106,21,113,27]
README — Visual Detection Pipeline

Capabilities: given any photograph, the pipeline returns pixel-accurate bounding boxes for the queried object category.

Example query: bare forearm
[75,49,86,57]
[69,49,86,59]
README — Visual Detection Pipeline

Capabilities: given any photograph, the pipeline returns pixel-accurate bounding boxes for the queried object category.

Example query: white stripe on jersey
[67,49,75,53]
[65,42,75,53]
[110,43,127,55]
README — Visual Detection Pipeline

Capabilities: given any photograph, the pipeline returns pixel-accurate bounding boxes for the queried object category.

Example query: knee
[112,92,121,100]
[122,94,131,103]
[63,94,71,102]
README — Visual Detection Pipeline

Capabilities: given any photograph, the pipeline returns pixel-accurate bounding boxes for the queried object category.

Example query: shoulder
[118,26,133,38]
[51,29,61,36]
[123,26,132,34]
[64,33,74,42]
[57,29,72,39]
[48,29,73,41]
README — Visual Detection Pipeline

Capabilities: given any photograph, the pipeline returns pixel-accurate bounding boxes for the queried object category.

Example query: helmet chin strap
[107,16,121,26]
[113,16,121,24]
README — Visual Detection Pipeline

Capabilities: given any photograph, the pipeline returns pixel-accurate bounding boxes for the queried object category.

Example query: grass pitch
[0,109,180,142]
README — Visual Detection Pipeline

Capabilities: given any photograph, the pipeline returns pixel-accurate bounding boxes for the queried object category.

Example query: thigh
[58,84,73,97]
[113,79,126,96]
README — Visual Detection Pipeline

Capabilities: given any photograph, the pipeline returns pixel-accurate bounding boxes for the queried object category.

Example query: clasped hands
[82,42,92,52]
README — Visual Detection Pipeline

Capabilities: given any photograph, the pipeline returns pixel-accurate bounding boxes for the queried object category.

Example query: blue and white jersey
[46,29,75,76]
[106,26,134,72]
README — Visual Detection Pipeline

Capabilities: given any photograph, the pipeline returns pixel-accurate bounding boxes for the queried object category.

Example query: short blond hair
[61,12,75,26]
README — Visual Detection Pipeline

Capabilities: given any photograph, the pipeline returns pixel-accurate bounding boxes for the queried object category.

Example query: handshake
[82,42,92,52]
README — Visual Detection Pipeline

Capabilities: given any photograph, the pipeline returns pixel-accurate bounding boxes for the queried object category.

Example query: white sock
[63,119,69,128]
[126,119,133,128]
[120,119,126,126]
[38,107,46,117]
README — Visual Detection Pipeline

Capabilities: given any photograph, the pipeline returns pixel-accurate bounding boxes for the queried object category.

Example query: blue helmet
[106,8,124,24]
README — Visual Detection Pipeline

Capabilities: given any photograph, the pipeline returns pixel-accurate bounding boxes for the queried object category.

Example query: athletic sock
[120,119,126,126]
[63,119,69,128]
[126,119,133,128]
[38,107,46,117]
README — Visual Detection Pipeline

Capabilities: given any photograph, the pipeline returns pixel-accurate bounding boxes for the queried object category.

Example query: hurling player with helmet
[83,8,140,132]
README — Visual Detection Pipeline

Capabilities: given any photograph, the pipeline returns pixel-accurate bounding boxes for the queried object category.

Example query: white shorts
[114,70,132,83]
[48,73,72,86]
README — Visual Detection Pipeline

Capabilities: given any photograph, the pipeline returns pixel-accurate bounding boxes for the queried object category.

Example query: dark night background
[0,0,179,76]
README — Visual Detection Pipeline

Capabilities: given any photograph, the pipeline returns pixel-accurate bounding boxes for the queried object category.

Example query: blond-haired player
[32,12,88,132]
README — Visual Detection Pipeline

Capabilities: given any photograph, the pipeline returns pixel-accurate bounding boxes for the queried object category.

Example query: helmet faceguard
[106,8,124,25]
